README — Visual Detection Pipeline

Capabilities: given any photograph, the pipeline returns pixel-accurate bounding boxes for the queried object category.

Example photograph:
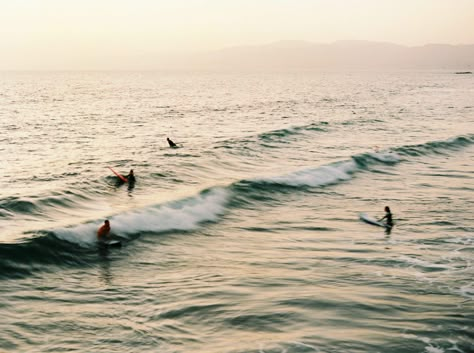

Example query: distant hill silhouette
[160,40,474,71]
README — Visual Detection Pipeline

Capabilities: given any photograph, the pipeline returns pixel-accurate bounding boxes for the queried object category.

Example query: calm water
[1,71,473,353]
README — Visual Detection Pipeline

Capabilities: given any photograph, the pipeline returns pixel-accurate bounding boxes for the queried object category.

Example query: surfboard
[108,166,128,183]
[107,240,122,247]
[99,239,122,248]
[359,213,386,227]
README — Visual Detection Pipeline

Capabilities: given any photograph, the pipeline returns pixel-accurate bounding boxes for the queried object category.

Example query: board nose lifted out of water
[359,213,387,228]
[107,166,128,183]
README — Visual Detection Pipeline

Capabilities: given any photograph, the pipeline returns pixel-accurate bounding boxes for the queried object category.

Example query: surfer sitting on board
[378,206,393,228]
[97,220,111,241]
[167,137,177,148]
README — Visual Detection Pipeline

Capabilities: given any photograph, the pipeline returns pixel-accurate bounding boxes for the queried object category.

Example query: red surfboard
[108,166,128,183]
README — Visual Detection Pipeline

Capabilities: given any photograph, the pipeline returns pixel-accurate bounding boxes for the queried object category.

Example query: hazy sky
[1,0,473,69]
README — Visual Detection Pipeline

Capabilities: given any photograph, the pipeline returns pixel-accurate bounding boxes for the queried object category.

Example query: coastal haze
[1,0,474,70]
[1,1,474,353]
[155,40,474,71]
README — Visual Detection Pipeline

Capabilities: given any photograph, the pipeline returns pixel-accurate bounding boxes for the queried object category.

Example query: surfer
[378,206,393,228]
[97,220,111,241]
[167,137,177,148]
[126,169,136,183]
[126,169,136,192]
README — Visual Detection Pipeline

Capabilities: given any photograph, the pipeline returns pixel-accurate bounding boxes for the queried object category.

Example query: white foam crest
[402,334,431,344]
[457,284,474,300]
[445,237,473,246]
[53,222,103,246]
[52,188,230,245]
[399,256,453,270]
[369,150,401,163]
[425,346,444,353]
[112,188,229,235]
[258,160,357,187]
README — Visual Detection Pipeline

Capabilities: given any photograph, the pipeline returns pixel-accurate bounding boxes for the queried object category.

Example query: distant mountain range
[156,40,474,71]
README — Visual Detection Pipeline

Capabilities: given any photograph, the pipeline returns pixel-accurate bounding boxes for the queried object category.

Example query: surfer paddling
[97,220,111,241]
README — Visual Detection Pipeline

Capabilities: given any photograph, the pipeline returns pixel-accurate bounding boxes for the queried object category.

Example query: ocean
[1,71,473,353]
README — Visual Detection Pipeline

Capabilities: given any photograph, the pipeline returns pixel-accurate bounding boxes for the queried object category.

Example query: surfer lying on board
[97,220,111,241]
[167,137,177,148]
[378,206,393,228]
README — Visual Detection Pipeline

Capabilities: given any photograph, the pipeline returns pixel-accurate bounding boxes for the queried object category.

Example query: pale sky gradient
[1,0,473,69]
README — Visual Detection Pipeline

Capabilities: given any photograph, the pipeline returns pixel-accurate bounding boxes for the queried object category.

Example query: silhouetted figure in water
[379,206,393,235]
[126,169,136,191]
[97,220,111,242]
[167,137,177,148]
[126,169,135,183]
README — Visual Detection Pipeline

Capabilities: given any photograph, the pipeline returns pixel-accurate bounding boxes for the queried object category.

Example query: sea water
[1,71,473,352]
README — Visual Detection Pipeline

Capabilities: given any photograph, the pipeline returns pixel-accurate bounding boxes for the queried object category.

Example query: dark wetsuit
[167,138,177,148]
[382,212,393,227]
[126,173,136,191]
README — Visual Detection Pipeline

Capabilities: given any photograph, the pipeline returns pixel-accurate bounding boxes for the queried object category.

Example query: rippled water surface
[1,71,473,353]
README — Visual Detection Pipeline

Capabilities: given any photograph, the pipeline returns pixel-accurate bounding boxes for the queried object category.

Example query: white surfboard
[107,240,122,247]
[359,213,386,227]
[99,239,122,248]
